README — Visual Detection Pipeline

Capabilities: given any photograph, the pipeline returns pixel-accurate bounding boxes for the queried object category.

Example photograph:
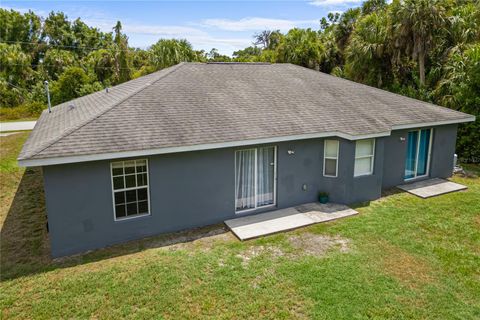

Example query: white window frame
[323,140,339,178]
[110,159,151,221]
[354,139,375,177]
[404,128,433,181]
[235,146,277,214]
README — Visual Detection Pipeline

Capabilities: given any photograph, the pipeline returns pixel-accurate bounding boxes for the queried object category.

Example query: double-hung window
[111,159,150,220]
[324,140,339,177]
[354,139,375,177]
[235,146,276,213]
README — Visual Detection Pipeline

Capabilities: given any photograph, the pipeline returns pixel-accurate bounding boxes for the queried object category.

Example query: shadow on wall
[0,168,230,281]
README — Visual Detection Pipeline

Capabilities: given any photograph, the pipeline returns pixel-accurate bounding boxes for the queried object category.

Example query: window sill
[354,173,373,178]
[114,213,151,222]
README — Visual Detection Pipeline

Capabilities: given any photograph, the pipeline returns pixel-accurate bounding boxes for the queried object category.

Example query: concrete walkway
[397,178,467,198]
[225,202,358,240]
[0,121,36,132]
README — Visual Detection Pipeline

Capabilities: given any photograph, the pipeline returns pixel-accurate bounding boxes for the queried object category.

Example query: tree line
[0,0,479,160]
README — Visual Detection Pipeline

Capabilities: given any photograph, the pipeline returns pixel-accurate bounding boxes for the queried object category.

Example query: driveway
[0,121,36,132]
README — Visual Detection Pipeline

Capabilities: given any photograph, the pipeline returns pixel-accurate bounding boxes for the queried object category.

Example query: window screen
[354,139,375,177]
[111,159,150,220]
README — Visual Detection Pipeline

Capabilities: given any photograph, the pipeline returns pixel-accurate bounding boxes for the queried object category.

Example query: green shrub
[0,102,45,121]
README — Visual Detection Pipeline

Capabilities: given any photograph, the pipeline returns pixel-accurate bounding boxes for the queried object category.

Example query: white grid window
[111,159,150,220]
[354,139,375,177]
[324,140,339,177]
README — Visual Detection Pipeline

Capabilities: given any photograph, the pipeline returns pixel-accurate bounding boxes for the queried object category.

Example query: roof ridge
[23,63,185,159]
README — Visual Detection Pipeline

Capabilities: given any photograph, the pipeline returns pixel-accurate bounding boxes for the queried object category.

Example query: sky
[2,0,365,55]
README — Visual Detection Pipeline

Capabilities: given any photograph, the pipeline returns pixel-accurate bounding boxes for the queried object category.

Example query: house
[18,62,475,257]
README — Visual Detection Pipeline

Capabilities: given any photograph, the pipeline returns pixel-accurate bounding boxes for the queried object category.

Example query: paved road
[0,121,36,132]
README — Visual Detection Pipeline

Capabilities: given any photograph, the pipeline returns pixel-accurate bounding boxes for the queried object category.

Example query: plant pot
[319,196,329,204]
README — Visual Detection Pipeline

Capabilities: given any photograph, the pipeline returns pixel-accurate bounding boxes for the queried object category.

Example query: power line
[4,81,25,91]
[0,40,137,53]
[4,81,29,100]
[2,62,143,71]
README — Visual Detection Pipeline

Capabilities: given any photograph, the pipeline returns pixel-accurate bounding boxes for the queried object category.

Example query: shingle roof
[19,62,474,165]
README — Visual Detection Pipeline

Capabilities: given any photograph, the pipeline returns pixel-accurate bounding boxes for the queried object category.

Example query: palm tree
[253,30,282,50]
[391,0,446,86]
[113,21,131,83]
[346,11,390,87]
[277,28,324,70]
[149,39,197,69]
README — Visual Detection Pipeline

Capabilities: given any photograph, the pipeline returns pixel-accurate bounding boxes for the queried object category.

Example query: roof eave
[390,116,475,130]
[17,130,390,167]
[17,116,475,168]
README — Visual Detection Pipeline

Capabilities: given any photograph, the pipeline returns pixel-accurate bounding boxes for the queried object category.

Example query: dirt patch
[288,233,350,257]
[474,215,480,228]
[152,225,235,253]
[376,240,433,289]
[236,245,285,267]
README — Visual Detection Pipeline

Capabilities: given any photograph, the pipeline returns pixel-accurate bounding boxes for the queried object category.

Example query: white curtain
[257,147,274,206]
[235,149,256,210]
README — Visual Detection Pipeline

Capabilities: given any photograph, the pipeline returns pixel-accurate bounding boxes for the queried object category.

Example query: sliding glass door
[235,146,276,212]
[404,129,432,180]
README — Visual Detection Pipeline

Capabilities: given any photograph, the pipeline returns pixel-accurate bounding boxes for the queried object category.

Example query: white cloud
[122,24,207,37]
[308,0,363,6]
[201,17,317,32]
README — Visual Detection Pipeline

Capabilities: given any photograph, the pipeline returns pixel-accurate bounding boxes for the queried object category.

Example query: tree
[434,44,480,160]
[206,48,232,62]
[277,28,325,70]
[253,30,281,49]
[233,46,262,61]
[0,43,33,88]
[113,21,131,83]
[150,39,197,69]
[84,49,116,84]
[42,49,75,80]
[345,12,391,87]
[335,8,361,53]
[447,2,480,48]
[50,67,90,105]
[362,0,387,15]
[42,11,75,47]
[0,9,42,44]
[320,12,340,31]
[392,0,446,86]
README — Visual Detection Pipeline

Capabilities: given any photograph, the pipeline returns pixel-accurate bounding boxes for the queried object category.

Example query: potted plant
[318,191,329,204]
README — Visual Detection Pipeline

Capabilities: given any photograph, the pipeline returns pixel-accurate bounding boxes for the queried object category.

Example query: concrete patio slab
[397,178,467,198]
[225,202,358,240]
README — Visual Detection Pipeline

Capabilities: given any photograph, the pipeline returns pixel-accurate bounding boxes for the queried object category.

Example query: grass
[1,132,479,319]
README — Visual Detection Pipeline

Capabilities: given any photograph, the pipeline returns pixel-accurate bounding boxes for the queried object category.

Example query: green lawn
[1,132,479,319]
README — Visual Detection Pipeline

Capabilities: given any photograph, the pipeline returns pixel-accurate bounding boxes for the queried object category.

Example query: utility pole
[44,81,52,113]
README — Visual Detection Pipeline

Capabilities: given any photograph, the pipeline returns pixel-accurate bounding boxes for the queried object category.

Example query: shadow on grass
[0,168,230,281]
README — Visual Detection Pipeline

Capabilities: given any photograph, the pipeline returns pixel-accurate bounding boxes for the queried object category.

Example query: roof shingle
[19,62,474,164]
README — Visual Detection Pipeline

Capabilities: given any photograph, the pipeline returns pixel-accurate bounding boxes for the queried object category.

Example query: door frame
[234,146,277,214]
[404,128,433,181]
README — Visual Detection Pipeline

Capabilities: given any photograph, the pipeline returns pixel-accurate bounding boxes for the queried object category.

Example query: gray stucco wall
[382,124,457,189]
[43,125,457,257]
